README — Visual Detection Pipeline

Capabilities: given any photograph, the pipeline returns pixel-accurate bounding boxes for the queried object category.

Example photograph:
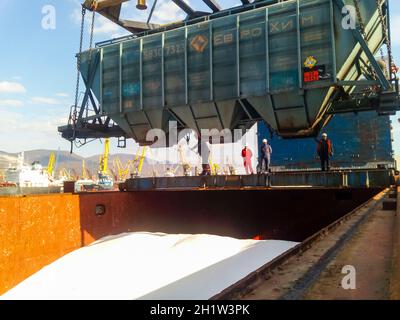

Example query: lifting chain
[73,5,86,122]
[353,0,367,40]
[85,10,96,113]
[375,0,397,78]
[70,5,96,153]
[352,0,379,81]
[70,5,86,153]
[352,0,398,86]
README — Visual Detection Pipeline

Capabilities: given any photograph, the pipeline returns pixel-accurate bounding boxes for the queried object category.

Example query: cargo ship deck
[1,178,399,298]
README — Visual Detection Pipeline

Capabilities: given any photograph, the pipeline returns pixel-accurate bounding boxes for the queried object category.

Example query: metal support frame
[59,49,126,143]
[78,52,100,122]
[386,0,394,80]
[334,0,391,91]
[172,0,197,18]
[238,99,253,120]
[203,0,221,12]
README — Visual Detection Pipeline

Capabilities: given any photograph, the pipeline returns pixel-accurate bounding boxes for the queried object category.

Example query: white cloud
[71,6,123,37]
[0,109,71,153]
[152,0,188,24]
[29,97,63,105]
[0,81,26,94]
[0,99,23,107]
[94,15,121,35]
[56,93,69,98]
[0,110,23,133]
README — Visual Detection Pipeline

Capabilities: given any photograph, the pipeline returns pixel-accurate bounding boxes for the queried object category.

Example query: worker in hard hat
[316,133,333,171]
[241,145,254,175]
[260,139,272,174]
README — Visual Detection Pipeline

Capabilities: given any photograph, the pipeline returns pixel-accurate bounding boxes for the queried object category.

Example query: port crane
[132,146,147,177]
[81,159,91,180]
[99,138,110,175]
[46,152,56,177]
[113,156,132,181]
[97,138,114,189]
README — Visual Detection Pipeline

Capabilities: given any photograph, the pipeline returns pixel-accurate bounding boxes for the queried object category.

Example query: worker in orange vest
[316,133,333,171]
[241,145,254,175]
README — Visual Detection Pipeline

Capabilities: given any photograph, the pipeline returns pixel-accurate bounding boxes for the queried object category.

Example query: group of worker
[241,133,333,174]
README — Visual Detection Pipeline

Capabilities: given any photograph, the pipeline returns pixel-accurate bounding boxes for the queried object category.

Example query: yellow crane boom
[82,160,88,180]
[137,146,147,175]
[47,152,56,177]
[113,156,132,181]
[99,138,110,175]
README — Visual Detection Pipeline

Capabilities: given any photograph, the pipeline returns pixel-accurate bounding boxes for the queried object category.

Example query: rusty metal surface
[0,194,81,295]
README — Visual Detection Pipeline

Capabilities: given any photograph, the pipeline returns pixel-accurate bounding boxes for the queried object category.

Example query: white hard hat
[262,139,268,143]
[322,133,328,137]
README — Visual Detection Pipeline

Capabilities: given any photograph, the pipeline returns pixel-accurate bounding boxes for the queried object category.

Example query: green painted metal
[79,0,390,144]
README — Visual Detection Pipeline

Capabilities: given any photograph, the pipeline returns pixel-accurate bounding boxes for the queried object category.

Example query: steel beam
[334,0,391,91]
[77,52,100,121]
[83,0,129,11]
[120,19,159,31]
[202,0,221,12]
[172,0,196,18]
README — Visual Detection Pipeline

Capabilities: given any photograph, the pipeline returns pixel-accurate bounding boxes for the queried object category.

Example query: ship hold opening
[79,187,383,243]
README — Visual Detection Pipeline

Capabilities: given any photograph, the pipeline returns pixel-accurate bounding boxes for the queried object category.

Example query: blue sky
[0,0,399,157]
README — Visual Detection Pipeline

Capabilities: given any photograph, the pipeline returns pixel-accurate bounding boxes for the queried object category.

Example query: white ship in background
[5,153,53,187]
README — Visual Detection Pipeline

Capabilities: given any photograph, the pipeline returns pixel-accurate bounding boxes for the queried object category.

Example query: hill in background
[0,149,180,179]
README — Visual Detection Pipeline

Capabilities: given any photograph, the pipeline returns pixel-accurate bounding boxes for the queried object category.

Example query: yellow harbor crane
[133,146,147,177]
[46,152,56,177]
[113,156,132,181]
[59,168,73,181]
[208,154,221,176]
[97,138,114,190]
[82,159,90,180]
[99,138,110,175]
[173,145,192,176]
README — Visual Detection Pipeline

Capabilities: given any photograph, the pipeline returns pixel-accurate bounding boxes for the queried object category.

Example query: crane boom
[83,0,129,11]
[137,146,147,175]
[99,138,110,175]
[47,152,56,177]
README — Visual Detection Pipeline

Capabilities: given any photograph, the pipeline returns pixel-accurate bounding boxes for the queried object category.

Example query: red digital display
[304,70,320,83]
